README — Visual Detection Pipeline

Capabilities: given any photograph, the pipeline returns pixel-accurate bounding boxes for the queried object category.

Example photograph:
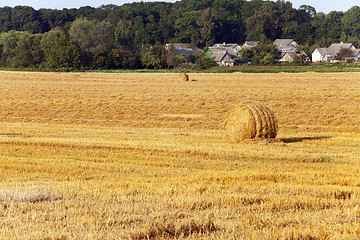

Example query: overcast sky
[0,0,359,13]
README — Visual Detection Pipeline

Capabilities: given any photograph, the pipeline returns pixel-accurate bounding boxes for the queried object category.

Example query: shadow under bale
[281,136,332,143]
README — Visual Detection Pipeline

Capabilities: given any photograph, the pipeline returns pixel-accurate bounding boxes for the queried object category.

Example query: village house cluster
[312,43,360,62]
[166,39,360,66]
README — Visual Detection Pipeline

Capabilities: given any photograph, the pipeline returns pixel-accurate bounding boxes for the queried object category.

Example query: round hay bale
[178,72,189,81]
[225,103,278,142]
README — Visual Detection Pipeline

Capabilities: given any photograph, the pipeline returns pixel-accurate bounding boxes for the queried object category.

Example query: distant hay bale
[225,103,278,142]
[178,73,189,81]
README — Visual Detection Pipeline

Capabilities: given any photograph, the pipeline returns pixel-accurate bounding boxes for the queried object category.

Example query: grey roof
[274,39,298,53]
[165,43,201,55]
[328,43,354,54]
[241,41,259,48]
[211,51,236,63]
[315,43,355,57]
[165,43,191,49]
[273,39,297,47]
[299,51,308,57]
[175,48,194,55]
[281,51,297,60]
[214,43,239,48]
[353,49,360,56]
[277,45,297,53]
[209,46,238,57]
[315,48,333,56]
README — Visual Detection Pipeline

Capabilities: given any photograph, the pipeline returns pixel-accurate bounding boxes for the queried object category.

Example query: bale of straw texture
[225,103,278,142]
[178,73,189,81]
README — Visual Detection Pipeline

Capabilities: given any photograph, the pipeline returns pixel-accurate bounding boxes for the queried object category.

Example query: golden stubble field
[0,71,360,239]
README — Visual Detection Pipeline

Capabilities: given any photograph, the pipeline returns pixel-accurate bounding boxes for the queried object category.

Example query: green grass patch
[1,62,360,73]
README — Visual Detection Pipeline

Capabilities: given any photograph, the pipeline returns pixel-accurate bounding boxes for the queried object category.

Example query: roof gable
[209,46,238,57]
[273,39,298,47]
[211,51,235,62]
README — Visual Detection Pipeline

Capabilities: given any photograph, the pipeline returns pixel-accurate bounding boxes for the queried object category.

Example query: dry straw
[178,73,189,81]
[225,103,278,142]
[0,188,62,203]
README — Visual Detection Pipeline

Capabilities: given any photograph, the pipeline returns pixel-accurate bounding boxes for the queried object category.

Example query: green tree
[13,32,43,67]
[141,45,167,69]
[213,0,247,44]
[322,11,344,43]
[107,48,140,69]
[172,0,213,11]
[76,6,107,21]
[196,8,217,47]
[295,5,316,45]
[193,51,216,70]
[38,9,74,32]
[41,29,80,69]
[251,37,279,64]
[292,54,305,64]
[0,31,43,67]
[11,6,42,33]
[0,30,19,64]
[238,47,254,63]
[69,18,112,55]
[174,11,202,46]
[245,0,298,41]
[311,12,332,47]
[69,18,112,67]
[241,0,263,19]
[114,19,135,50]
[335,48,354,61]
[342,6,360,41]
[0,7,13,32]
[164,45,177,69]
[298,5,316,18]
[133,16,151,47]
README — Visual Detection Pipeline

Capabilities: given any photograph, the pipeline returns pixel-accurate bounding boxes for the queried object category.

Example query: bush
[193,52,216,70]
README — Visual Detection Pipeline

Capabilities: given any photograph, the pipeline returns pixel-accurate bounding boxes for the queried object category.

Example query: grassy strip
[1,63,360,73]
[204,63,360,73]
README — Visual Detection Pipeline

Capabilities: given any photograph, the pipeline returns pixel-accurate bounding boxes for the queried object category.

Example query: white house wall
[312,50,322,62]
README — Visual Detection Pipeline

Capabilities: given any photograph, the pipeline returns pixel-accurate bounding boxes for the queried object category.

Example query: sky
[0,0,359,13]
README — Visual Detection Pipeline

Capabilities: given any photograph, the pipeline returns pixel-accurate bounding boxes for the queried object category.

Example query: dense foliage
[0,0,359,70]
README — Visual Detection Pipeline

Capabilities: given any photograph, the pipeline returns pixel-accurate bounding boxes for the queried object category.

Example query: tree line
[0,0,359,70]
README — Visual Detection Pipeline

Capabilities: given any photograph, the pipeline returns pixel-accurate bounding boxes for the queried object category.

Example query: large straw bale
[225,103,278,142]
[178,73,189,81]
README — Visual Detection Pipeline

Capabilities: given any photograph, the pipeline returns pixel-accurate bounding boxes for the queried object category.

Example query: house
[206,43,241,58]
[272,39,308,62]
[312,43,358,62]
[312,48,334,62]
[241,41,259,49]
[204,43,240,66]
[165,43,201,55]
[279,51,310,62]
[353,49,360,61]
[211,51,236,66]
[273,39,298,56]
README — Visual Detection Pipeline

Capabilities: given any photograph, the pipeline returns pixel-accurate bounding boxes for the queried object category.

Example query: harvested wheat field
[0,71,360,239]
